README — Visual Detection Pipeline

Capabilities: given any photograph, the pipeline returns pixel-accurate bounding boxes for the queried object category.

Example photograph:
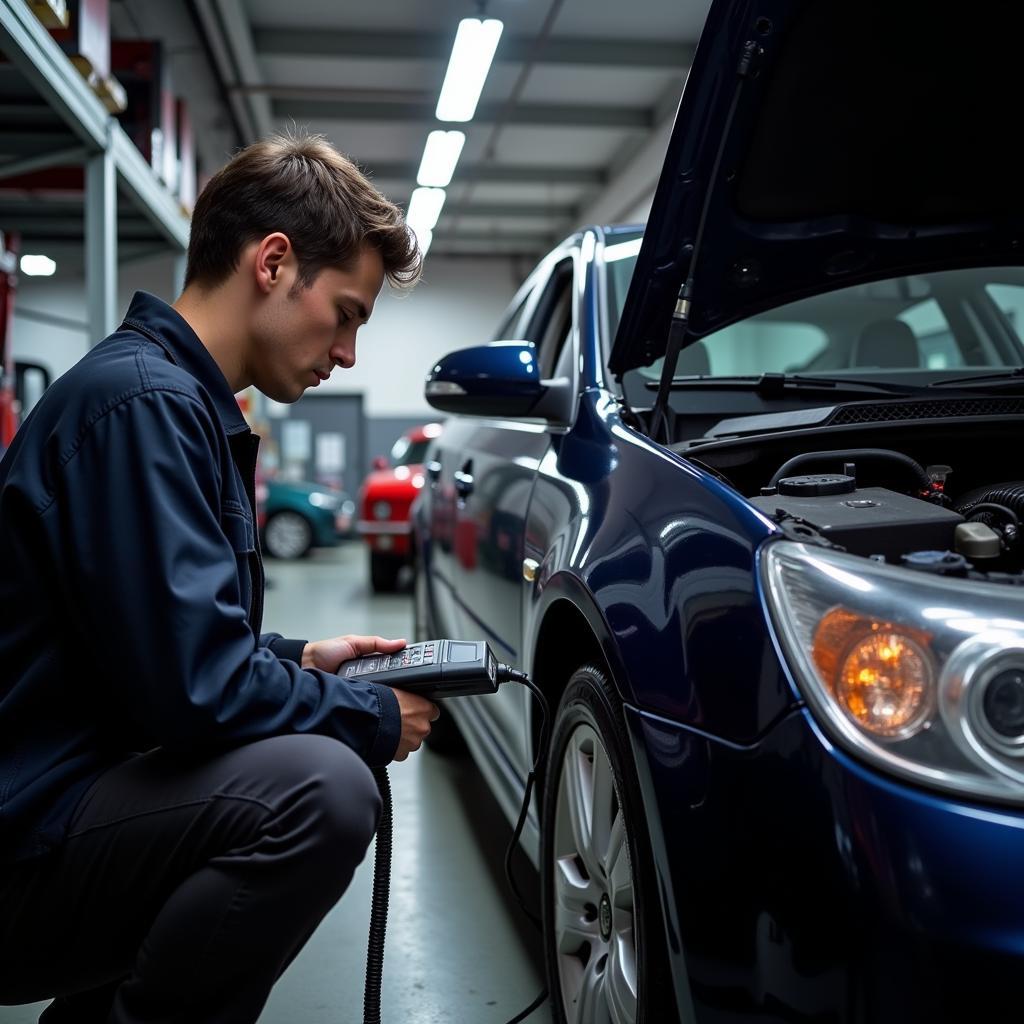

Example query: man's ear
[254,233,292,294]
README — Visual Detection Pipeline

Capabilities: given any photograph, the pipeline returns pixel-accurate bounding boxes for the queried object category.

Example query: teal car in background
[257,478,356,560]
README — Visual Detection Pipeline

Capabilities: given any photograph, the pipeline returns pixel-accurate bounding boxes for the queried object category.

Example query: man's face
[249,243,386,403]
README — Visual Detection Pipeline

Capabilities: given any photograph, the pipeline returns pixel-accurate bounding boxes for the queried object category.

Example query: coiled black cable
[363,666,550,1024]
[364,766,392,1024]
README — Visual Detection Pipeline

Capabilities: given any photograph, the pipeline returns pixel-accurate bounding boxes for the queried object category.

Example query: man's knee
[263,734,381,864]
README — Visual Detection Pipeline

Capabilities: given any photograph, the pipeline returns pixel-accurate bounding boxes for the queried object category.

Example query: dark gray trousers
[0,734,382,1023]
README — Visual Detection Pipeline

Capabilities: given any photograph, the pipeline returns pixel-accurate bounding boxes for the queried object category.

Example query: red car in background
[358,422,441,591]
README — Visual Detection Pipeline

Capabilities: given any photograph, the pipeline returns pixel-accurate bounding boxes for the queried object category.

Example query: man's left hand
[301,634,406,673]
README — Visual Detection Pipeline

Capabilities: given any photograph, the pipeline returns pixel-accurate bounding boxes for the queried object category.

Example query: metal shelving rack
[0,0,190,342]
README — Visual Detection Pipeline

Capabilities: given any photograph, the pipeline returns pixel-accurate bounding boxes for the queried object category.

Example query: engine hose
[364,766,392,1024]
[967,502,1021,528]
[956,482,1024,521]
[768,448,931,490]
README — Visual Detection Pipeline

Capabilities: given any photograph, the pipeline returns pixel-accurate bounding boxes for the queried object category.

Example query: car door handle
[454,461,474,498]
[426,460,442,483]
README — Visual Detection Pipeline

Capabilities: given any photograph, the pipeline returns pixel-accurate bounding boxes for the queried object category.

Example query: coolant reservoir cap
[777,473,856,497]
[955,521,1002,559]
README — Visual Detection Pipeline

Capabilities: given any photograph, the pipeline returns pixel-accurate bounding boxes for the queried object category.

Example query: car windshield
[390,437,430,466]
[606,246,1024,394]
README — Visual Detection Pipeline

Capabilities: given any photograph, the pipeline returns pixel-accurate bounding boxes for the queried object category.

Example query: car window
[390,437,430,466]
[897,299,963,369]
[618,267,1024,390]
[523,258,573,379]
[690,321,828,375]
[987,284,1024,339]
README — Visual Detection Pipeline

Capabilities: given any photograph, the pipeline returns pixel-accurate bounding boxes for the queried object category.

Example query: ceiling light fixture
[413,227,433,256]
[406,187,447,257]
[416,130,467,187]
[436,17,504,122]
[20,254,56,277]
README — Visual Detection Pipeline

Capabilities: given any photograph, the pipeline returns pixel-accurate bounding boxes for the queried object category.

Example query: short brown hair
[185,132,422,291]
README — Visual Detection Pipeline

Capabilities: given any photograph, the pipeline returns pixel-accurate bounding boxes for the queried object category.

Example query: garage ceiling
[144,0,709,260]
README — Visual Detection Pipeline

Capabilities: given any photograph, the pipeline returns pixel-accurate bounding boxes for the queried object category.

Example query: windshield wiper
[929,367,1024,389]
[646,372,928,397]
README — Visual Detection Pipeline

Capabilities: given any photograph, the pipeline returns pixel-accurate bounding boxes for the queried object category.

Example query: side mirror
[424,341,573,421]
[371,455,388,471]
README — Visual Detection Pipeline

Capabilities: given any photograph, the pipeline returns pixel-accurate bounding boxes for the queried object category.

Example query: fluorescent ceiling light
[20,254,56,276]
[407,187,446,233]
[417,130,466,187]
[412,227,433,256]
[436,18,503,122]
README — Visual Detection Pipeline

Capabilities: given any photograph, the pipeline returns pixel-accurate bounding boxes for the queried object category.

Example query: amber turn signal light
[812,608,934,738]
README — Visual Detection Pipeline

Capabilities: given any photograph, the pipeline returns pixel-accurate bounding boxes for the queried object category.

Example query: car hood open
[608,0,1024,377]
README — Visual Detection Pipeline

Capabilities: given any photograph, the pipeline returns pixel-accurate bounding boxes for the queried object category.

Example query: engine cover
[749,485,963,559]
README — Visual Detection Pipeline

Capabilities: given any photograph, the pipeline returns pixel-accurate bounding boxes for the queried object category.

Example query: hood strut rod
[650,37,761,444]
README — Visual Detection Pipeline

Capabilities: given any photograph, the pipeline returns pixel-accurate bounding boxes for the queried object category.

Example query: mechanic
[0,133,438,1023]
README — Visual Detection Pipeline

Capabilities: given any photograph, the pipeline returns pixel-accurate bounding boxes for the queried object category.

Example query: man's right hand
[392,688,440,761]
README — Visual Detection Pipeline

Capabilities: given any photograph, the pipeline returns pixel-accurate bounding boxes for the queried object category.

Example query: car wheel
[263,511,314,559]
[370,551,402,592]
[542,664,677,1024]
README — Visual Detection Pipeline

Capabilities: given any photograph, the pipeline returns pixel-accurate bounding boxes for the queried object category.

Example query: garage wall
[10,253,525,420]
[319,254,526,417]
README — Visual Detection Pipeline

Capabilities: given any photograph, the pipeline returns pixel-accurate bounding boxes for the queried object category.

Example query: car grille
[826,396,1024,425]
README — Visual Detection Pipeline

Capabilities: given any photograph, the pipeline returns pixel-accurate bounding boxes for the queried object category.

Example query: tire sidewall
[264,510,313,559]
[541,664,668,1024]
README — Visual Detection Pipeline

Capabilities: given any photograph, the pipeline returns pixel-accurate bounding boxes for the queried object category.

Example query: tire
[542,664,678,1024]
[370,551,402,592]
[263,510,313,559]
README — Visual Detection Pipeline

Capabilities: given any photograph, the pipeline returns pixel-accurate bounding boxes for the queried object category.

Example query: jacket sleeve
[259,633,308,664]
[51,388,401,764]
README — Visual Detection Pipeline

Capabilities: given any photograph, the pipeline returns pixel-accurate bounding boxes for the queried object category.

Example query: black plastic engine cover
[749,486,963,559]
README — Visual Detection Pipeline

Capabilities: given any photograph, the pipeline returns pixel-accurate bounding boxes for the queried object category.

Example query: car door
[423,277,540,641]
[447,247,577,752]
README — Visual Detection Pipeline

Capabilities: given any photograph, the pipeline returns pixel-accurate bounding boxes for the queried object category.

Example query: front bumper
[357,520,412,556]
[625,703,1024,1023]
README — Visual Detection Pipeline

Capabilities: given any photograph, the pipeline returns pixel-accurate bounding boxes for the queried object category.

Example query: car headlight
[762,540,1024,804]
[372,500,392,520]
[308,491,341,510]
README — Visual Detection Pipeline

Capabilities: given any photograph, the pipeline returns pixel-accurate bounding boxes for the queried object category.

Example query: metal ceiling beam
[437,202,574,219]
[365,161,605,186]
[251,27,695,69]
[431,230,553,246]
[273,97,651,128]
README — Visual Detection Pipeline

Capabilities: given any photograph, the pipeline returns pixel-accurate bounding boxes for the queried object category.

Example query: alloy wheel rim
[552,722,638,1024]
[265,513,310,558]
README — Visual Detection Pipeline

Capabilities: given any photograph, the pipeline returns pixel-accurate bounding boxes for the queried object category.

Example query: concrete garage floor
[3,542,551,1024]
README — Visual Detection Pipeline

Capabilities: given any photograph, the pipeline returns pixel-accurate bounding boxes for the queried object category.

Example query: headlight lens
[308,491,341,510]
[763,540,1024,804]
[372,501,392,520]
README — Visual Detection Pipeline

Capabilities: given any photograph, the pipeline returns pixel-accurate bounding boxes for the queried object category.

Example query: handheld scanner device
[337,640,500,699]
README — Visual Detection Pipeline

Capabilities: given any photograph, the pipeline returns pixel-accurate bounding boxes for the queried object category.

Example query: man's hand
[301,634,439,761]
[301,634,405,672]
[391,688,439,761]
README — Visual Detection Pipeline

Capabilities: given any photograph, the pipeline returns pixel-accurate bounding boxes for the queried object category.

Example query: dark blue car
[413,2,1024,1021]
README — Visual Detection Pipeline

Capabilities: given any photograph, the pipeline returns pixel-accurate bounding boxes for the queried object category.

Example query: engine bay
[675,419,1024,584]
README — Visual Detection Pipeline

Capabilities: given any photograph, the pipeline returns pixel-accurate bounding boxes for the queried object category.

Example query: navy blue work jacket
[0,292,401,863]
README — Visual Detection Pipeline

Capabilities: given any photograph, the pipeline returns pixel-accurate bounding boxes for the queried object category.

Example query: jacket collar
[120,291,250,436]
